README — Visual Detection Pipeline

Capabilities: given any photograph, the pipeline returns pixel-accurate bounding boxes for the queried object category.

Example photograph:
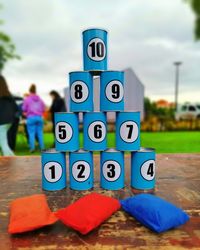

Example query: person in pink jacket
[22,84,45,153]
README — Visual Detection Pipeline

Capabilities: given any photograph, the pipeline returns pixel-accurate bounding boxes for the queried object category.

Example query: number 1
[49,165,56,179]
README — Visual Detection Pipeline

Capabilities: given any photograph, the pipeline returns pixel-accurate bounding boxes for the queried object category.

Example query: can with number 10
[82,28,107,73]
[41,149,66,191]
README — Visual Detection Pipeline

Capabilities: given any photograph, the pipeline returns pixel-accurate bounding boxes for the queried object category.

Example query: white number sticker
[87,38,106,61]
[72,161,91,182]
[55,122,73,143]
[44,162,62,183]
[141,160,155,181]
[120,121,138,143]
[88,121,106,142]
[102,160,121,182]
[70,81,89,103]
[105,80,124,103]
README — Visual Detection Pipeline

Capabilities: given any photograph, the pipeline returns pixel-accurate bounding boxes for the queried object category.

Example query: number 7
[126,124,133,139]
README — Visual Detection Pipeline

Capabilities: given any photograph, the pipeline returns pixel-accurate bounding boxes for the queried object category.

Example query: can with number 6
[69,71,93,112]
[41,149,66,191]
[116,111,140,151]
[83,112,107,151]
[69,149,93,190]
[100,71,124,111]
[131,148,156,193]
[55,112,79,152]
[82,28,107,73]
[100,149,124,190]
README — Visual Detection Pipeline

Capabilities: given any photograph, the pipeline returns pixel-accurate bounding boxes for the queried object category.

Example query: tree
[185,0,200,40]
[0,5,20,74]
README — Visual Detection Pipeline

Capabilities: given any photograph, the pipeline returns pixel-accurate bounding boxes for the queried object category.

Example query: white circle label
[141,160,155,181]
[55,122,73,143]
[72,161,91,182]
[120,121,139,143]
[105,80,124,103]
[102,160,121,182]
[87,38,106,61]
[70,81,89,103]
[88,121,106,142]
[44,161,62,183]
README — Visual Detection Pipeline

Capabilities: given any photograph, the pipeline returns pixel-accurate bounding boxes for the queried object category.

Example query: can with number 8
[100,71,124,111]
[69,71,93,112]
[83,112,107,151]
[41,149,66,191]
[131,148,156,193]
[100,149,124,190]
[55,112,79,152]
[116,111,140,151]
[69,150,93,190]
[82,28,107,73]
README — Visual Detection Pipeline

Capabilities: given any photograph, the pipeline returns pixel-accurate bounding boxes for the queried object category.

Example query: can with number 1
[41,149,66,191]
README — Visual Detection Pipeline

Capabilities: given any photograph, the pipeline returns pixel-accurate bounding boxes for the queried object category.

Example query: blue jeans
[27,116,44,151]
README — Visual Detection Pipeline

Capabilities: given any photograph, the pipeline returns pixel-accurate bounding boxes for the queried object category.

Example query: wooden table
[0,154,200,250]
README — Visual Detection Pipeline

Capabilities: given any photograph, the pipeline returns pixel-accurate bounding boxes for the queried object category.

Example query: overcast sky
[1,0,200,105]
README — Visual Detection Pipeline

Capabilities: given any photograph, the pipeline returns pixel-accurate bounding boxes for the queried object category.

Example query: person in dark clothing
[0,75,18,156]
[49,90,66,135]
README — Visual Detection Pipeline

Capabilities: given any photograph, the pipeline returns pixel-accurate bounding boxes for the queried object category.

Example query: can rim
[83,111,106,114]
[42,148,61,154]
[69,71,91,74]
[55,112,75,114]
[70,149,91,154]
[82,28,108,34]
[134,147,155,153]
[103,148,122,153]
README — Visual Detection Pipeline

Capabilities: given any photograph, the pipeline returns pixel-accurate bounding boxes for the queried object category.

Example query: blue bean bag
[120,194,189,233]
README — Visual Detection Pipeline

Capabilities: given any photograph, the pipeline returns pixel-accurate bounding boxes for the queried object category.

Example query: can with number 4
[69,71,93,112]
[55,112,79,152]
[83,112,107,151]
[100,71,124,111]
[41,149,66,191]
[131,148,156,193]
[116,111,140,151]
[100,149,124,190]
[69,150,93,190]
[82,28,107,73]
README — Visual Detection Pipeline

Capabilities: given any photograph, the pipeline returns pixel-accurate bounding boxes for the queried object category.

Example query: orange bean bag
[8,194,58,234]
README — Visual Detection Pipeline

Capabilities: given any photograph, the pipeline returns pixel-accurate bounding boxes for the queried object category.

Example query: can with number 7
[41,149,66,191]
[83,112,107,151]
[131,148,156,193]
[55,112,79,152]
[100,149,124,190]
[82,28,108,73]
[116,111,140,151]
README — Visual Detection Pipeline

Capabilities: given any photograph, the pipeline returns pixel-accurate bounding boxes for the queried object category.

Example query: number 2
[77,164,85,178]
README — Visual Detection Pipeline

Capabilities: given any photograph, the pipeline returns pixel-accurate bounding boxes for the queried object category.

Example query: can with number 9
[82,28,107,73]
[83,112,107,151]
[131,148,156,193]
[100,149,124,190]
[41,149,66,191]
[69,71,93,112]
[100,71,124,111]
[69,150,93,190]
[55,112,79,152]
[116,111,140,151]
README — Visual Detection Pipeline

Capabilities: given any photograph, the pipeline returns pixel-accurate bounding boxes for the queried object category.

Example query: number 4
[147,163,154,177]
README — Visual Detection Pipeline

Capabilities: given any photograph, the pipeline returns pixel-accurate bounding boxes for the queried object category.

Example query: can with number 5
[41,149,66,191]
[69,150,93,190]
[82,28,107,73]
[55,112,79,152]
[131,148,156,193]
[83,112,107,151]
[100,149,124,190]
[116,111,140,151]
[69,71,93,112]
[100,71,124,111]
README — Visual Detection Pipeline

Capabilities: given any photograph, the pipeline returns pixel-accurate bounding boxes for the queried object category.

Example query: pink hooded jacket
[22,94,45,117]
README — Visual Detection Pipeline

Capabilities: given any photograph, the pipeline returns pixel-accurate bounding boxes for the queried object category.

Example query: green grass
[15,131,200,155]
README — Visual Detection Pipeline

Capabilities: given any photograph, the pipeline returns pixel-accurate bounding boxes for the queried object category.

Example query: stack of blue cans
[41,28,156,192]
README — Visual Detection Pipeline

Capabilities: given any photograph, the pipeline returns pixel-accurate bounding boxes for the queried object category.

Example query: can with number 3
[41,149,66,191]
[82,28,107,73]
[131,148,156,193]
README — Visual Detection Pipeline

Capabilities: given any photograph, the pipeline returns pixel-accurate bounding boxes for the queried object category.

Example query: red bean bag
[8,194,58,234]
[55,192,121,235]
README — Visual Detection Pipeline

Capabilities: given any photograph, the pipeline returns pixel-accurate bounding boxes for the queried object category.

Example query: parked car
[175,103,200,121]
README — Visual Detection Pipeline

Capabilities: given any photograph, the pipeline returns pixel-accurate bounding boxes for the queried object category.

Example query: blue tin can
[116,111,140,151]
[100,71,124,111]
[131,148,156,191]
[100,149,124,190]
[41,149,66,191]
[82,28,107,73]
[69,149,93,190]
[55,112,79,152]
[69,71,93,112]
[83,112,107,151]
